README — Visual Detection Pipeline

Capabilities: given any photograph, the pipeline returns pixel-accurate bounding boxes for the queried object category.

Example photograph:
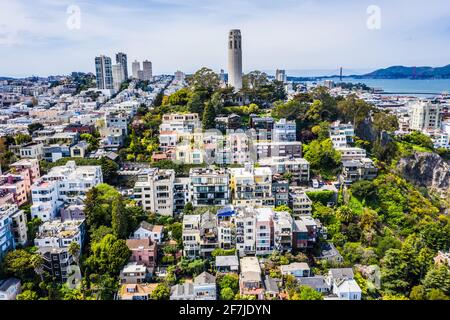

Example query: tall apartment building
[160,113,201,133]
[229,164,273,207]
[329,121,355,148]
[236,207,294,256]
[95,55,113,90]
[275,69,287,83]
[189,167,230,206]
[410,100,443,131]
[31,161,103,221]
[112,64,125,92]
[133,169,175,216]
[289,189,313,217]
[235,207,257,256]
[132,60,141,80]
[258,156,310,184]
[174,70,185,82]
[182,214,201,258]
[142,60,153,81]
[0,204,27,260]
[0,174,29,206]
[254,141,302,161]
[34,219,86,250]
[115,52,128,80]
[250,115,274,141]
[273,118,297,142]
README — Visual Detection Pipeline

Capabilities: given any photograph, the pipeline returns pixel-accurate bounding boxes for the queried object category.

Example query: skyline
[1,0,450,77]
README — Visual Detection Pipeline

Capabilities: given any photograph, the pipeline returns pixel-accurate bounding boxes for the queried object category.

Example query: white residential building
[258,156,310,183]
[133,168,175,216]
[273,118,296,142]
[230,164,273,207]
[329,121,355,148]
[410,100,442,131]
[182,214,201,258]
[160,113,201,133]
[235,207,257,256]
[336,147,367,161]
[31,161,103,221]
[189,167,230,206]
[34,219,86,250]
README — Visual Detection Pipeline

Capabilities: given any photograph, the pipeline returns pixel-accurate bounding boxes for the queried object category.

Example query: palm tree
[68,242,81,266]
[336,205,355,223]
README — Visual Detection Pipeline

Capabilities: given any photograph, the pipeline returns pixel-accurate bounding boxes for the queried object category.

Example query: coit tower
[228,29,242,91]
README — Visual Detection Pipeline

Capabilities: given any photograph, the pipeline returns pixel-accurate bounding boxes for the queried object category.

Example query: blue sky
[1,0,450,77]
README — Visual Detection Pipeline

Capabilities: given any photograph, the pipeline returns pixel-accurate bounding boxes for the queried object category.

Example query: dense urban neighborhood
[1,30,450,302]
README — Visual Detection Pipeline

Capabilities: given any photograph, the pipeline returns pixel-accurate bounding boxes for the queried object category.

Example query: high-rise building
[132,60,141,79]
[95,55,113,90]
[228,29,243,91]
[410,100,443,131]
[112,64,125,92]
[142,60,153,81]
[115,52,128,80]
[175,70,185,82]
[275,69,287,83]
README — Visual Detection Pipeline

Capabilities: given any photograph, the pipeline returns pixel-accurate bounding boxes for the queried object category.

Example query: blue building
[0,210,15,262]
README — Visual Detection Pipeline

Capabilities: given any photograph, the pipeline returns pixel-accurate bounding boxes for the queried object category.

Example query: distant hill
[359,65,450,79]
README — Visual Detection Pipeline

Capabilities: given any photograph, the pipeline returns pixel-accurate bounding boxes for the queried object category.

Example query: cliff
[396,152,450,191]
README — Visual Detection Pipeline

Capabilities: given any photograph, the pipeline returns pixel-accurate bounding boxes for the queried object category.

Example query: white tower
[228,29,243,91]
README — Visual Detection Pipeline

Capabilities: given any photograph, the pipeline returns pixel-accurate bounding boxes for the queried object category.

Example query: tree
[427,289,449,300]
[380,249,409,294]
[218,273,239,294]
[312,121,331,141]
[303,139,341,179]
[111,198,128,239]
[187,91,205,114]
[291,286,323,300]
[85,234,131,276]
[373,111,399,134]
[202,100,216,130]
[14,133,32,145]
[80,133,100,152]
[90,225,114,243]
[409,285,426,300]
[220,287,235,300]
[183,202,194,215]
[188,67,220,94]
[336,206,355,223]
[351,180,377,201]
[28,123,44,135]
[274,205,292,214]
[337,94,374,128]
[272,100,307,121]
[2,249,36,281]
[151,283,170,300]
[168,222,182,244]
[402,131,434,150]
[423,265,450,296]
[30,254,45,282]
[26,217,42,244]
[167,88,192,106]
[68,242,81,266]
[17,290,39,300]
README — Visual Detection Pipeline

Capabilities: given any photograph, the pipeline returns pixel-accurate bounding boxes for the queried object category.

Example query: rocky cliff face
[396,152,450,190]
